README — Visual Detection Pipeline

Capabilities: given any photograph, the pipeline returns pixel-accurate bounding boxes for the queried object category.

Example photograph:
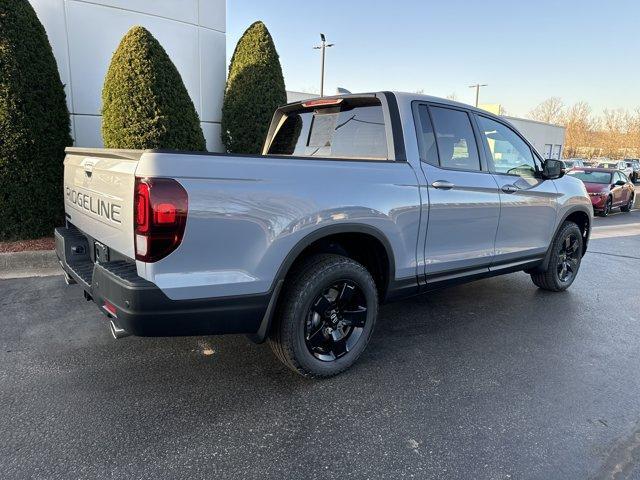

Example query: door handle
[501,184,518,194]
[431,180,455,190]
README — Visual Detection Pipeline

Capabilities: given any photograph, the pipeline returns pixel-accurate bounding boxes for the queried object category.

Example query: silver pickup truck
[56,92,592,377]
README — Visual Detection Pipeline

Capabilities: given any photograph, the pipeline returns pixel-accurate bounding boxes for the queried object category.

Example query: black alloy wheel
[556,232,581,284]
[530,221,583,292]
[304,280,367,361]
[268,254,378,378]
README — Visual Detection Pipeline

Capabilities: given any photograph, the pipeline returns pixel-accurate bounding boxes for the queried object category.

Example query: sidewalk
[0,250,61,279]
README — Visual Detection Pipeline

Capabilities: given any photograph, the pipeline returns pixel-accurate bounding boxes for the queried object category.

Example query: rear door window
[268,100,388,160]
[429,106,481,171]
[414,105,439,166]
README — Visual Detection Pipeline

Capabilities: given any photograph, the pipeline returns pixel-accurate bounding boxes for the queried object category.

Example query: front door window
[477,116,538,179]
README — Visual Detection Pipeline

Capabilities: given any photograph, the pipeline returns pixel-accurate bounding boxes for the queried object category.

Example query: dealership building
[29,0,226,151]
[29,1,564,158]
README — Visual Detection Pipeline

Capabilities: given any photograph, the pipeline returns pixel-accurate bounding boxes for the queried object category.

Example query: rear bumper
[55,225,270,337]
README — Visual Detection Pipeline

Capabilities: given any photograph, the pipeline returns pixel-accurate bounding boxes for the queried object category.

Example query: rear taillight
[134,177,188,262]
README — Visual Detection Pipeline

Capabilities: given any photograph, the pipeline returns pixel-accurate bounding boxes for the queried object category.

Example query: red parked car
[567,168,635,216]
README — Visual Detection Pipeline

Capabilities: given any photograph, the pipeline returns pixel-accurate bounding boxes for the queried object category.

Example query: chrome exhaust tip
[109,320,130,339]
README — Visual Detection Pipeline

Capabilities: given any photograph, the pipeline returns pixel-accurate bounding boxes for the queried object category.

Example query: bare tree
[600,109,632,158]
[563,101,594,158]
[528,97,565,124]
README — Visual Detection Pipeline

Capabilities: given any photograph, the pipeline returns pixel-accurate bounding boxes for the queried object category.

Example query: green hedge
[222,21,287,154]
[0,0,72,240]
[102,26,206,151]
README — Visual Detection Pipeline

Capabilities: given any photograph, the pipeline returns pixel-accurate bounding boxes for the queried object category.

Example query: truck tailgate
[63,148,142,259]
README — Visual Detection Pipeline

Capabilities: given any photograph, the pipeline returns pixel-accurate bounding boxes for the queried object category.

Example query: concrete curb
[0,250,62,279]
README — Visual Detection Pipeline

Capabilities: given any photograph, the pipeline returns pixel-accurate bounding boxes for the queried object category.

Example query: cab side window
[477,116,537,178]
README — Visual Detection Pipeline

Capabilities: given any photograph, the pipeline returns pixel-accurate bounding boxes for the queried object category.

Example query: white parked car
[597,160,634,179]
[562,158,586,170]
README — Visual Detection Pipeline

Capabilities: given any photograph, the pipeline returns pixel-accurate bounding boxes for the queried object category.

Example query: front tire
[268,254,378,378]
[531,221,583,292]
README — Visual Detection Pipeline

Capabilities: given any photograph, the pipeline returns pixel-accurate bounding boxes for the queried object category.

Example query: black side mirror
[542,159,564,179]
[615,180,626,186]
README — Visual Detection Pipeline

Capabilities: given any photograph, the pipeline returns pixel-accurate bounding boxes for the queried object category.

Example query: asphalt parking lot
[1,209,640,479]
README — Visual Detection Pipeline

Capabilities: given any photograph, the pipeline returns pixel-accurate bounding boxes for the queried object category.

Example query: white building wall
[29,0,226,152]
[505,116,566,160]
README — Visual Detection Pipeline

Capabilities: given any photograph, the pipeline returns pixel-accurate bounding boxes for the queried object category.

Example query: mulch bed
[0,237,55,253]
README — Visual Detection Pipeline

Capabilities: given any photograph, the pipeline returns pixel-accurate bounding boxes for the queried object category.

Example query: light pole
[313,33,334,97]
[468,83,488,107]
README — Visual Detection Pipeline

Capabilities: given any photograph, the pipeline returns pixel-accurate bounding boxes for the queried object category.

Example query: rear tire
[599,197,612,217]
[268,254,378,378]
[531,221,583,292]
[621,193,634,212]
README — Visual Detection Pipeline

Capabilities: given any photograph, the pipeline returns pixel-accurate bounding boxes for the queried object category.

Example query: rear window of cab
[267,98,388,160]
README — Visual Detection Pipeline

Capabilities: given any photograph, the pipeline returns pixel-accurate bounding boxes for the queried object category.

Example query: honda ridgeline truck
[56,92,592,377]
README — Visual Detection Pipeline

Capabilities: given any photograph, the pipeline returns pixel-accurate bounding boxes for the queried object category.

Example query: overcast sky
[227,0,640,117]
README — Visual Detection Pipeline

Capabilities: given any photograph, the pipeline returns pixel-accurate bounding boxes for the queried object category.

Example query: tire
[531,221,583,292]
[599,197,612,217]
[268,254,378,378]
[621,193,634,212]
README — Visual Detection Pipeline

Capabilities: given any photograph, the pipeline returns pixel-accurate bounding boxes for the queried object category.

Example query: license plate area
[94,241,110,263]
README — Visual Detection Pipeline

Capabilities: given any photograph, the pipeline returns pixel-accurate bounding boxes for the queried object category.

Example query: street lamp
[313,33,334,97]
[468,83,488,107]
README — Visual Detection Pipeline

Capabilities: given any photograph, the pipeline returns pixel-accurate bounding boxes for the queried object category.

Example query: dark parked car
[567,168,635,216]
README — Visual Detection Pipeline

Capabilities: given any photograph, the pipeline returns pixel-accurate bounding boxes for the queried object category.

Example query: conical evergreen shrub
[222,21,287,154]
[102,26,206,151]
[0,0,72,240]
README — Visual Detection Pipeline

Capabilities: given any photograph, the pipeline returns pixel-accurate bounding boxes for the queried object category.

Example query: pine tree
[102,26,206,151]
[0,0,72,240]
[222,21,287,154]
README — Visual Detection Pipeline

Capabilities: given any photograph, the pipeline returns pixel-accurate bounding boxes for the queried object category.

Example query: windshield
[567,170,612,184]
[598,162,616,168]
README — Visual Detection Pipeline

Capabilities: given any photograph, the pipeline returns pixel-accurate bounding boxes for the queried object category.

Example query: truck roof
[281,91,508,124]
[390,91,485,112]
